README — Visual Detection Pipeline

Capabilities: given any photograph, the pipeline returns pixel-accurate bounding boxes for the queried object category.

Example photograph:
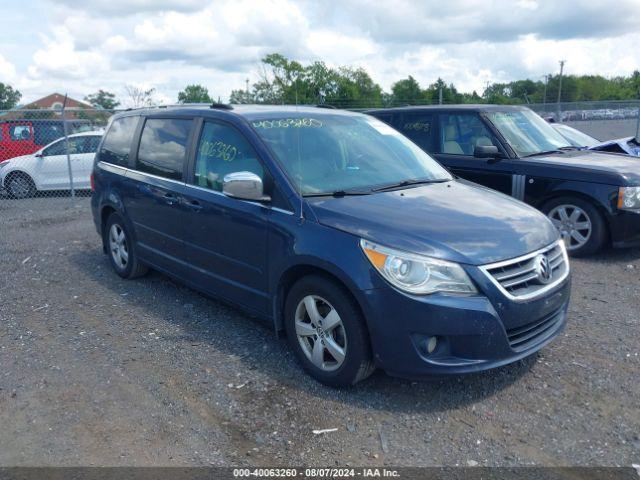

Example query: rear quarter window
[99,116,139,167]
[397,114,434,151]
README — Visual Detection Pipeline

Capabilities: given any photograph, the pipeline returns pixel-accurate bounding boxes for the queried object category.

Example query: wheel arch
[536,190,612,245]
[3,169,38,190]
[273,262,370,337]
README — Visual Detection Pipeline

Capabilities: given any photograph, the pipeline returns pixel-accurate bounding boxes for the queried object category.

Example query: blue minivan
[91,105,571,387]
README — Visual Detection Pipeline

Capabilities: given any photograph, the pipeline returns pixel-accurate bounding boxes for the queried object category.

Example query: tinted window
[398,114,434,150]
[100,116,139,166]
[34,122,65,145]
[194,122,264,192]
[439,113,498,155]
[136,118,191,180]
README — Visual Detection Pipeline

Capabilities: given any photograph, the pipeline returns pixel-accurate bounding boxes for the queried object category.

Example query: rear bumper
[359,277,571,379]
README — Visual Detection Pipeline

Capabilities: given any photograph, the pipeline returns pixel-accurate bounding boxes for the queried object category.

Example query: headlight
[360,239,477,295]
[618,186,640,211]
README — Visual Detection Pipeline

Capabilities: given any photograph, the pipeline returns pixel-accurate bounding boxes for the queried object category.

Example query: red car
[0,119,92,162]
[0,121,36,162]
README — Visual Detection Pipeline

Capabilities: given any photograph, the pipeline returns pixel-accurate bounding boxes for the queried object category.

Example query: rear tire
[542,196,607,257]
[284,275,375,387]
[6,172,36,199]
[104,212,148,279]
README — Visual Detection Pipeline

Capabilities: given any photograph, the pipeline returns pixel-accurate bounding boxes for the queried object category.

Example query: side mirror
[474,145,500,159]
[222,171,271,202]
[35,152,44,158]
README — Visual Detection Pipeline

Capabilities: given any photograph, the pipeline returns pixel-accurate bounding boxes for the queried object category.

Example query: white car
[551,123,640,157]
[0,131,103,198]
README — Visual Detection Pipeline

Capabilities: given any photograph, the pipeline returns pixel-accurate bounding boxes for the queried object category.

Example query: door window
[100,116,139,166]
[439,114,498,155]
[194,122,264,192]
[136,118,192,181]
[398,114,434,150]
[81,135,102,154]
[43,138,82,156]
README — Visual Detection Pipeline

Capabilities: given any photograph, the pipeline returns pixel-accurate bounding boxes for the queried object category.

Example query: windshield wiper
[303,189,372,198]
[372,178,449,192]
[524,149,566,157]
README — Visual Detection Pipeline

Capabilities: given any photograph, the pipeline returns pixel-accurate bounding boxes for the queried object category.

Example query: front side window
[100,116,139,166]
[251,114,451,195]
[486,109,572,157]
[438,114,498,155]
[136,118,192,180]
[43,138,82,156]
[194,122,264,192]
[398,114,434,151]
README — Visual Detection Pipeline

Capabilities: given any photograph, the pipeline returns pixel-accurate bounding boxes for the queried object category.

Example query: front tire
[542,196,607,256]
[104,213,148,279]
[284,275,375,387]
[6,172,36,199]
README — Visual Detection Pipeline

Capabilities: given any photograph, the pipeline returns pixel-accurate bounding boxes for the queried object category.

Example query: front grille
[480,241,569,301]
[506,309,563,351]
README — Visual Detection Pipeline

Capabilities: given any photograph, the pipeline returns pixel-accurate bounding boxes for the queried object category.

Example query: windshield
[553,124,600,148]
[251,114,452,195]
[486,109,573,156]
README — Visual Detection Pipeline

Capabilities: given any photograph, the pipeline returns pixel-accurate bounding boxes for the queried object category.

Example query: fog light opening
[426,336,438,354]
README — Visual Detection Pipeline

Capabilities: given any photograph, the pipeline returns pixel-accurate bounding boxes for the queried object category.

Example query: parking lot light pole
[557,60,566,122]
[61,94,75,198]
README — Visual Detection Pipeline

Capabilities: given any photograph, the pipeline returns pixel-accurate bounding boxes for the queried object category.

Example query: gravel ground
[0,197,638,467]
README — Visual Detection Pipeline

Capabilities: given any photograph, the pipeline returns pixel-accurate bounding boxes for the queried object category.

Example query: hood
[525,150,640,185]
[308,180,558,265]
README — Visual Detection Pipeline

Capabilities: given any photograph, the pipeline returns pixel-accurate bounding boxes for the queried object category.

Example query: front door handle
[162,192,179,205]
[182,198,203,212]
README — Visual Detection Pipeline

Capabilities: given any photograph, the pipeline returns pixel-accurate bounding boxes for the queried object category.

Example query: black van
[367,105,640,256]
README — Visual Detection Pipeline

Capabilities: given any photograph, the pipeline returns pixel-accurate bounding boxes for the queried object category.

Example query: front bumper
[359,275,571,379]
[609,210,640,249]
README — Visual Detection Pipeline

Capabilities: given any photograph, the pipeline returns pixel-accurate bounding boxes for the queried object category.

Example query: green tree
[391,76,422,105]
[0,82,21,110]
[84,90,120,109]
[178,84,213,104]
[231,53,384,107]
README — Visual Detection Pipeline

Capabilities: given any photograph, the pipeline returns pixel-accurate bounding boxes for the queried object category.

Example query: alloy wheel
[109,223,129,269]
[294,295,347,372]
[548,204,592,251]
[9,176,33,199]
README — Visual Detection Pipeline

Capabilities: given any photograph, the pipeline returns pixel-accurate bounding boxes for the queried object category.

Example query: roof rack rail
[210,103,233,110]
[124,103,211,112]
[315,104,336,109]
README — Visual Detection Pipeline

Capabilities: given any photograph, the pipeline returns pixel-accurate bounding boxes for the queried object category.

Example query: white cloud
[0,54,17,80]
[4,0,640,104]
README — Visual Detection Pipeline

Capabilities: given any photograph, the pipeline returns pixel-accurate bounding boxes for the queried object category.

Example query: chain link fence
[528,100,640,141]
[0,108,115,203]
[0,100,638,206]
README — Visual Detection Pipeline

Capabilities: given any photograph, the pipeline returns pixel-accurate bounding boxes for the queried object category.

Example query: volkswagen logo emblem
[534,254,552,284]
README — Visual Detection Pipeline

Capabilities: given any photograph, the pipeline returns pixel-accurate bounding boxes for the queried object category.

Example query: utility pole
[438,86,443,105]
[542,74,550,111]
[557,60,566,122]
[245,78,249,104]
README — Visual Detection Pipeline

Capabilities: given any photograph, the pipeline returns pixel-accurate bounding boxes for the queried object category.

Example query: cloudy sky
[2,0,639,106]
